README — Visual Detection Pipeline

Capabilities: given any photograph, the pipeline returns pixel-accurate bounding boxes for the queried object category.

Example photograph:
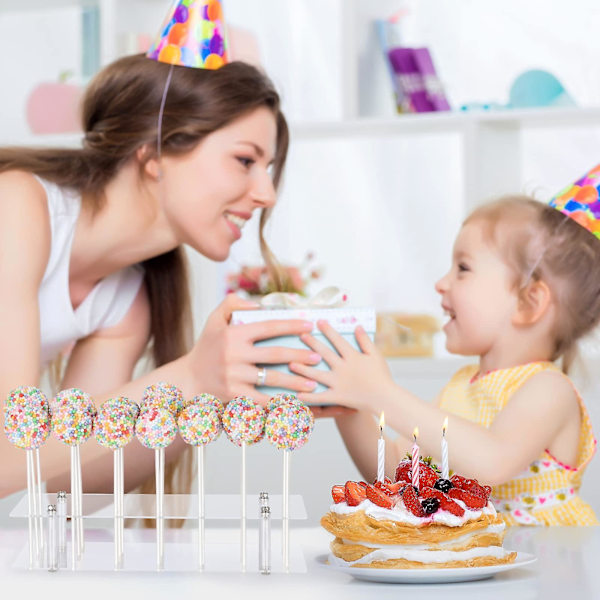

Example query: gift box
[231,306,376,397]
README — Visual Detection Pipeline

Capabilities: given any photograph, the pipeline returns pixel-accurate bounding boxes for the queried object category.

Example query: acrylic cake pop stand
[10,493,307,573]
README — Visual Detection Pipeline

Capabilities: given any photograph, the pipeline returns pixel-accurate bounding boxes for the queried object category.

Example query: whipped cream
[329,544,510,567]
[329,499,497,527]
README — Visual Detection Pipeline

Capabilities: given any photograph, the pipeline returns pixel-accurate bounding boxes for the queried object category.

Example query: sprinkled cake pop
[222,396,265,447]
[266,392,303,413]
[51,404,94,446]
[193,393,224,420]
[135,407,177,449]
[4,386,50,449]
[265,401,314,451]
[265,396,314,572]
[178,403,221,446]
[142,382,185,417]
[51,387,97,417]
[4,386,50,566]
[95,398,137,450]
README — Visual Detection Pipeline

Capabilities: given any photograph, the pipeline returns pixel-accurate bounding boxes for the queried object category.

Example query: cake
[321,457,517,569]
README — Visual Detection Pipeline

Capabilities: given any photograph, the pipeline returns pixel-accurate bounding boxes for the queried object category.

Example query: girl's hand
[188,294,322,404]
[290,320,396,409]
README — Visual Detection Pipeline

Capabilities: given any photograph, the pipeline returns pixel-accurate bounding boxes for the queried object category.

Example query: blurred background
[1,0,599,527]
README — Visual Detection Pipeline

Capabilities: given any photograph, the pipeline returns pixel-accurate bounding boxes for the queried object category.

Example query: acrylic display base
[11,528,307,573]
[10,493,307,573]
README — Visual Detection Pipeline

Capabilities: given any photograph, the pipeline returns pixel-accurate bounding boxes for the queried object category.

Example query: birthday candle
[377,412,385,483]
[442,417,449,480]
[412,427,420,488]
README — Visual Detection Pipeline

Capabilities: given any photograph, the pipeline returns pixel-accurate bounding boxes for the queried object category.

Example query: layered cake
[322,457,516,569]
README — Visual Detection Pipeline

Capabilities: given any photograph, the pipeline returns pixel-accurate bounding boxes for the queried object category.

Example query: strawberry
[358,481,368,489]
[420,486,465,517]
[449,487,488,509]
[345,481,367,506]
[463,479,490,499]
[450,474,469,490]
[366,484,395,509]
[401,485,424,517]
[450,475,491,500]
[331,485,345,504]
[395,461,412,483]
[386,482,403,495]
[419,463,439,489]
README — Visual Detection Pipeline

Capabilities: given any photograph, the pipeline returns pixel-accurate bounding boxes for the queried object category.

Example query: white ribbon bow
[259,286,348,309]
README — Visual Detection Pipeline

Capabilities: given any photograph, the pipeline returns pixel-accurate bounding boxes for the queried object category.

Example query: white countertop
[1,525,599,600]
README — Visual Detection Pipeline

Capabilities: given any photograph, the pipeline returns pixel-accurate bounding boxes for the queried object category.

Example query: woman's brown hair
[0,54,290,514]
[465,195,600,373]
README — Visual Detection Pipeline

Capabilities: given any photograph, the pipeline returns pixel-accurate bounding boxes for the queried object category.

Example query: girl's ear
[513,280,552,326]
[136,145,162,180]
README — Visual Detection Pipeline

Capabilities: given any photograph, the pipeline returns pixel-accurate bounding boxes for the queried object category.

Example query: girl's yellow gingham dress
[438,361,598,526]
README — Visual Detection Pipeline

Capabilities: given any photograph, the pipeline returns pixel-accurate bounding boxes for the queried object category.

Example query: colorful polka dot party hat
[147,0,229,69]
[549,164,600,241]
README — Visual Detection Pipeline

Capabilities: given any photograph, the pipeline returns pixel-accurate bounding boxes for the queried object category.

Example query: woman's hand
[290,320,396,410]
[188,294,324,404]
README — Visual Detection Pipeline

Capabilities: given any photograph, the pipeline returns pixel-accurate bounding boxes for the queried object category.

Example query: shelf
[290,106,600,140]
[0,0,98,12]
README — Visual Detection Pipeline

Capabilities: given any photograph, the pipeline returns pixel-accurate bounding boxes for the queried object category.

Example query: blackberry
[434,478,453,493]
[421,497,440,514]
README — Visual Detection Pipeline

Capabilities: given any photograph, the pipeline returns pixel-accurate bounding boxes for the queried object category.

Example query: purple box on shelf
[412,48,451,111]
[387,47,450,113]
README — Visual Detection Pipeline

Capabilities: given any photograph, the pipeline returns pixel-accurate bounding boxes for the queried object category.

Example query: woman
[0,54,324,498]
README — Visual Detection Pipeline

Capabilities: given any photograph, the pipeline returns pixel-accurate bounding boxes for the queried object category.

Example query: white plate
[316,552,536,584]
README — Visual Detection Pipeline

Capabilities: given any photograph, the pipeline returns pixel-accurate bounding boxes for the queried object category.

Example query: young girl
[0,54,321,499]
[293,191,600,525]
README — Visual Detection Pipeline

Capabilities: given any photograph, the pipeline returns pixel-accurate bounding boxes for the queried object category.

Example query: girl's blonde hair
[465,195,600,373]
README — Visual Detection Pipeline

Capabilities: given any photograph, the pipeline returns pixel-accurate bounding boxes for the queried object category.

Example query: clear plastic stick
[197,445,205,571]
[75,445,84,557]
[34,448,44,561]
[259,505,271,575]
[241,442,246,572]
[113,449,124,569]
[70,448,76,570]
[47,504,57,572]
[26,450,36,569]
[56,491,67,568]
[282,450,290,572]
[155,448,165,571]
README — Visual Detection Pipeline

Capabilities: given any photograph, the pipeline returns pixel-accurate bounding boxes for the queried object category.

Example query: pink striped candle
[411,427,419,488]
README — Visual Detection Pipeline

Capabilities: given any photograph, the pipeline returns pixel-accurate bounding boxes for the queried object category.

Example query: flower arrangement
[226,253,322,297]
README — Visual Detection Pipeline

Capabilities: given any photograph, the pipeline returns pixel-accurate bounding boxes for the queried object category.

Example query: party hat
[147,0,229,69]
[549,164,600,241]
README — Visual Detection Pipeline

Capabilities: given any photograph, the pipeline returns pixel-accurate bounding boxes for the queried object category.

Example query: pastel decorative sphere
[4,386,50,449]
[135,407,177,449]
[266,392,303,413]
[95,398,137,450]
[141,382,185,417]
[177,403,221,446]
[265,402,314,451]
[222,396,265,447]
[51,405,94,446]
[192,393,224,420]
[51,388,96,419]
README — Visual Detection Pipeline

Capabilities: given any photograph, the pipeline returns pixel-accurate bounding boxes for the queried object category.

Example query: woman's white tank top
[36,177,144,366]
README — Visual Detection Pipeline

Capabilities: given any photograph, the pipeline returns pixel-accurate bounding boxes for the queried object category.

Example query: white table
[1,525,598,599]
